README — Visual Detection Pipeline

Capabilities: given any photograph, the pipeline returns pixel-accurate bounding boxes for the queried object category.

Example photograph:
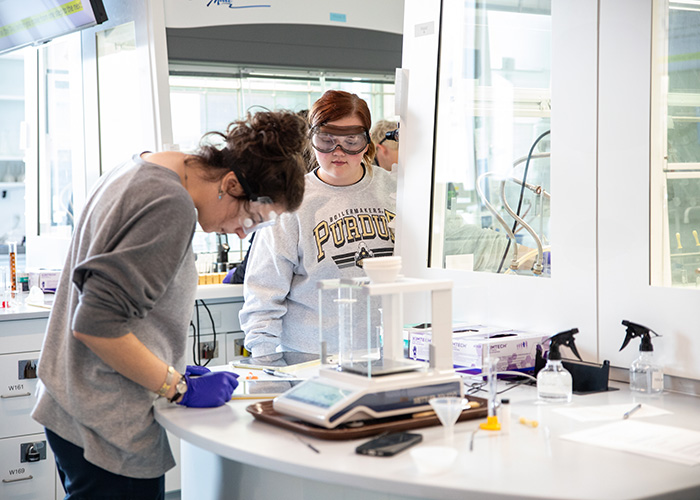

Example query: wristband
[157,366,175,397]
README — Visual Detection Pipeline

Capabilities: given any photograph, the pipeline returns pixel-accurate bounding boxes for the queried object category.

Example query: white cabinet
[188,298,245,366]
[0,433,57,500]
[0,352,41,439]
[0,314,54,500]
[166,296,245,494]
[0,295,246,497]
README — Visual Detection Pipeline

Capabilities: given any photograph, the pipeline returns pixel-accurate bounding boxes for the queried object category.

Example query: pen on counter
[295,434,320,454]
[262,368,297,378]
[623,403,642,420]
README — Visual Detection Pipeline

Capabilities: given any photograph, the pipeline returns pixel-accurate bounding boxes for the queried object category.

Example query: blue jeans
[45,428,165,500]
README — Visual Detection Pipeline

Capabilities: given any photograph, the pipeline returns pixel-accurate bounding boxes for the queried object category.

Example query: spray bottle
[537,328,582,403]
[619,320,664,394]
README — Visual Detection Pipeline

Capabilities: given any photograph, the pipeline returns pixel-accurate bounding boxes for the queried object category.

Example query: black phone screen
[355,432,423,457]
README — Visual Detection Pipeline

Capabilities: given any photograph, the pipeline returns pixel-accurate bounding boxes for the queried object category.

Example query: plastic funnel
[429,397,463,442]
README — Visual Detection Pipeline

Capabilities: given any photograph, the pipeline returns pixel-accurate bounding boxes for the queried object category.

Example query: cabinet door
[0,318,48,355]
[0,352,41,439]
[0,432,56,499]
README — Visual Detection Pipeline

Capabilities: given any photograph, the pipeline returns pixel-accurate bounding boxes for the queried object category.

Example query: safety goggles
[229,161,279,234]
[379,128,399,145]
[240,197,278,235]
[310,125,370,155]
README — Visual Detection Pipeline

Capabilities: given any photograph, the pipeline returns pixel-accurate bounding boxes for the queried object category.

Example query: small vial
[500,398,511,434]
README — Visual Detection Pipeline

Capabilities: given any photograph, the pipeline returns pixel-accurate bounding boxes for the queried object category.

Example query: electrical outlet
[199,341,219,360]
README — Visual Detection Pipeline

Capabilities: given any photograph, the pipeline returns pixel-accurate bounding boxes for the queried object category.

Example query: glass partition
[169,66,397,264]
[37,33,84,239]
[651,0,700,287]
[430,0,551,276]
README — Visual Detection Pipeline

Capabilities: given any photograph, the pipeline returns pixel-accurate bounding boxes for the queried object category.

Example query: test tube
[485,356,499,418]
[0,266,7,308]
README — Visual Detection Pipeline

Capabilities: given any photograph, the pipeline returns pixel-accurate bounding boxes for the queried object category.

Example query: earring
[218,189,224,200]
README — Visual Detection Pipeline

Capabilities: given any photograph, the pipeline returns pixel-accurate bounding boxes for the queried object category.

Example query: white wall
[164,0,404,34]
[598,0,700,383]
[398,0,700,383]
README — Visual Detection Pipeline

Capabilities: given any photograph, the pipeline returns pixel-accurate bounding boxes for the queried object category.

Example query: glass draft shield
[310,125,370,155]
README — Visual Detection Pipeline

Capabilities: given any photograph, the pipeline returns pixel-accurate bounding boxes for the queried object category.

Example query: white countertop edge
[0,304,51,321]
[195,284,244,300]
[0,284,244,322]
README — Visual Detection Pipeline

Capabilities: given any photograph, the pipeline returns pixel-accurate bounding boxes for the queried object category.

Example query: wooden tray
[246,396,488,440]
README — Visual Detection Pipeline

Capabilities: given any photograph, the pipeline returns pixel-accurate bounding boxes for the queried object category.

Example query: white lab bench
[0,284,244,499]
[155,379,700,500]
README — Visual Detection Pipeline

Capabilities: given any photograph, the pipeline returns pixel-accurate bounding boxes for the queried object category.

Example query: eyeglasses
[379,128,399,145]
[310,125,370,155]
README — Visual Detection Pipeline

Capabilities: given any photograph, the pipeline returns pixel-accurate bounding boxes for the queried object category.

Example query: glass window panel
[430,0,551,276]
[651,1,700,287]
[96,22,141,172]
[0,50,26,270]
[169,66,395,265]
[37,34,84,239]
[206,92,241,132]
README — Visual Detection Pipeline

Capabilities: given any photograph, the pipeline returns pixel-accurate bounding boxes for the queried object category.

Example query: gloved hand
[185,365,211,377]
[177,371,239,408]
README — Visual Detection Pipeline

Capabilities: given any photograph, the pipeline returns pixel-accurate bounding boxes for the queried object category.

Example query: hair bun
[228,110,307,160]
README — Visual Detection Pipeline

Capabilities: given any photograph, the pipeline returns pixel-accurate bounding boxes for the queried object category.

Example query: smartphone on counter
[355,432,423,457]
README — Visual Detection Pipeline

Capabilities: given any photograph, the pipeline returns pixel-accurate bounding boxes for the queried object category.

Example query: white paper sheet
[560,420,700,466]
[553,403,671,422]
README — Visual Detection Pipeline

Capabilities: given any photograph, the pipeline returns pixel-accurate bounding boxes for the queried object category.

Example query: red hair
[309,90,376,166]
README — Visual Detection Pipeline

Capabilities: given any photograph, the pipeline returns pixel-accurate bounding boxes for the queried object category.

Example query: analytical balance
[273,274,464,429]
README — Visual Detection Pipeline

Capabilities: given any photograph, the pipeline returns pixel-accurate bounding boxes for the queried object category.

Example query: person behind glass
[240,90,396,358]
[31,110,307,499]
[370,119,400,171]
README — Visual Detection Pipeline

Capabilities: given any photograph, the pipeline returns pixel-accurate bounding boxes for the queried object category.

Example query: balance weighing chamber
[273,275,464,429]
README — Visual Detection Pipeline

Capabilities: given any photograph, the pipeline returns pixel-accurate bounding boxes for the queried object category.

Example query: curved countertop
[155,377,700,500]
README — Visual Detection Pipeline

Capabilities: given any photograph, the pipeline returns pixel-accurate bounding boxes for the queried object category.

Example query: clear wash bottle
[537,328,582,403]
[620,320,664,394]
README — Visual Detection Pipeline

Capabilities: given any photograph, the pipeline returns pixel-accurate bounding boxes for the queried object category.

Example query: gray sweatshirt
[240,166,396,356]
[32,154,198,478]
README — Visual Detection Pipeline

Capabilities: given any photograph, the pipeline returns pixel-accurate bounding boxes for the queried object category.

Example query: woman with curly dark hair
[32,109,307,499]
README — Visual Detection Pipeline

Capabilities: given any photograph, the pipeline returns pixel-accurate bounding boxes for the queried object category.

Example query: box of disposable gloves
[407,323,549,374]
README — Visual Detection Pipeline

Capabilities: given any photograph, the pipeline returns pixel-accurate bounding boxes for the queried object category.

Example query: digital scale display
[284,380,355,409]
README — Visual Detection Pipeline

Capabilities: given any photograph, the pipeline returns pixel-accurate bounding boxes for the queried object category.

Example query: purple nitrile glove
[177,371,239,408]
[185,365,211,377]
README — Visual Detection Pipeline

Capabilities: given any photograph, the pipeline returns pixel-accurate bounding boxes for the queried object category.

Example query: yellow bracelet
[157,366,175,397]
